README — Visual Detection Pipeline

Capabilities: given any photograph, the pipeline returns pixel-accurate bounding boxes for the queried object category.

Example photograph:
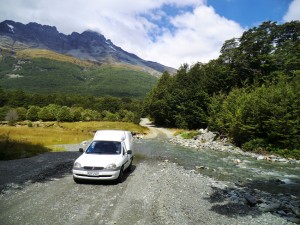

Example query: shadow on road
[0,151,81,192]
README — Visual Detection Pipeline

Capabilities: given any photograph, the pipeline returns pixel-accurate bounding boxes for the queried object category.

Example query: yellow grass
[16,49,95,67]
[0,121,148,149]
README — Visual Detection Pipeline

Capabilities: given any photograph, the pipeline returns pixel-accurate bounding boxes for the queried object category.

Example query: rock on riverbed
[169,130,300,164]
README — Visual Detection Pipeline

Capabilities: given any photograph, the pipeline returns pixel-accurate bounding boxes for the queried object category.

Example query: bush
[180,131,199,139]
[242,138,269,153]
[28,121,33,127]
[242,139,300,159]
[209,76,300,151]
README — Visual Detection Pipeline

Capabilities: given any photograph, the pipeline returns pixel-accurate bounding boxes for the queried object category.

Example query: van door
[122,142,131,169]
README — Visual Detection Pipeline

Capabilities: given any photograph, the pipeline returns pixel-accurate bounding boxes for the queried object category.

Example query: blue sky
[0,0,299,68]
[207,0,291,27]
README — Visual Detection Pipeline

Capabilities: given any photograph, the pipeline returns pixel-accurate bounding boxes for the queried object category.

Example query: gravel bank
[0,151,81,191]
[0,159,296,224]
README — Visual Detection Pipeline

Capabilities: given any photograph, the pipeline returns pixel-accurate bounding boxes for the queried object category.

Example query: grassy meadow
[0,121,148,160]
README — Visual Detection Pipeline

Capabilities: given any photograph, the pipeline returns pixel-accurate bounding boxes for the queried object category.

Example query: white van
[72,130,134,183]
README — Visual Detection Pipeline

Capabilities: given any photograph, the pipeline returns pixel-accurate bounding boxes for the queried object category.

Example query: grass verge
[0,134,50,160]
[0,121,149,160]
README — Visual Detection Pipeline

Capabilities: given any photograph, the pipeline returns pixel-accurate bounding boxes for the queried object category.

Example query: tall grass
[0,134,50,160]
[0,121,149,160]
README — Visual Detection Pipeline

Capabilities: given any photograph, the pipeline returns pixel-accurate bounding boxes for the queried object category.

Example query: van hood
[76,154,120,167]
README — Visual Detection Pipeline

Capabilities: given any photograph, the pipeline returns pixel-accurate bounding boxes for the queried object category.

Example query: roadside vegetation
[0,134,49,160]
[143,21,300,159]
[0,121,148,160]
[0,90,143,124]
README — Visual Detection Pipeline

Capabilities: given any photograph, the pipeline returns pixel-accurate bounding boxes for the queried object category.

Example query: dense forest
[0,90,142,124]
[143,21,300,158]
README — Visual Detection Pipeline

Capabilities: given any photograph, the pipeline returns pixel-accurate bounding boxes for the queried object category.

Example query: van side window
[122,143,126,155]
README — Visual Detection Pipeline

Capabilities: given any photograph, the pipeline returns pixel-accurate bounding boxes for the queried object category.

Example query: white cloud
[0,0,244,68]
[283,0,300,22]
[139,5,244,67]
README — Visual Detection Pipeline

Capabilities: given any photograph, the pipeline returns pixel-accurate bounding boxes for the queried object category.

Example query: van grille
[83,166,104,170]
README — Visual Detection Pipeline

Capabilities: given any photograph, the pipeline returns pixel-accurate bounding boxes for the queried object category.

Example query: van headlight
[73,162,82,169]
[106,163,117,170]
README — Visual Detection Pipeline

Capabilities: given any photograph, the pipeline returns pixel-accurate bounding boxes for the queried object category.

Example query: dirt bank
[140,118,175,139]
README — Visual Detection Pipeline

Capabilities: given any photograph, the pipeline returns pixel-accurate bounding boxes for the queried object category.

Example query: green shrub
[242,138,269,153]
[209,76,300,150]
[242,138,300,159]
[180,131,199,139]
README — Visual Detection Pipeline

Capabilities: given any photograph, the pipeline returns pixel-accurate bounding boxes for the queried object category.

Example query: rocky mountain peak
[0,20,176,75]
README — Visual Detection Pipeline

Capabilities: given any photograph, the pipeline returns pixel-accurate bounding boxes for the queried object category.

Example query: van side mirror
[127,150,132,155]
[79,148,84,153]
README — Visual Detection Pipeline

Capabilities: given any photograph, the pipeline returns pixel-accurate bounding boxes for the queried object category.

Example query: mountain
[0,20,175,76]
[0,20,167,98]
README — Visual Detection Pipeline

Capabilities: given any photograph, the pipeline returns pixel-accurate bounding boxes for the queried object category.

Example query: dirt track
[0,120,294,225]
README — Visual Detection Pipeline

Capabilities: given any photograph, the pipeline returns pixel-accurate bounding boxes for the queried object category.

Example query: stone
[277,210,286,216]
[244,194,257,206]
[196,166,207,170]
[259,202,281,212]
[287,217,300,223]
[256,155,265,160]
[233,159,242,164]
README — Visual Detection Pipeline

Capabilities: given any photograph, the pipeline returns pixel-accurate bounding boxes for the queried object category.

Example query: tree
[26,106,40,121]
[5,109,18,125]
[0,88,8,107]
[16,107,27,121]
[8,89,28,108]
[143,71,173,126]
[56,106,73,122]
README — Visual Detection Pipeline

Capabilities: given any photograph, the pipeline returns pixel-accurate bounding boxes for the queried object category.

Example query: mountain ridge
[0,20,176,77]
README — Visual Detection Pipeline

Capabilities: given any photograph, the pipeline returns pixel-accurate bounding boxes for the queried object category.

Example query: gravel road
[0,121,296,224]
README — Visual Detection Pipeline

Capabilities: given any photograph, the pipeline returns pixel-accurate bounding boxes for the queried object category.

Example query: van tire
[73,176,82,184]
[127,160,133,172]
[116,166,124,184]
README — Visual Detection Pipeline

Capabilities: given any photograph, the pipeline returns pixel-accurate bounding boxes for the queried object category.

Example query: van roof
[93,130,129,142]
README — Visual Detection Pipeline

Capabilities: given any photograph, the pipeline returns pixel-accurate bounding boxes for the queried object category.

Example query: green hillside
[0,53,158,98]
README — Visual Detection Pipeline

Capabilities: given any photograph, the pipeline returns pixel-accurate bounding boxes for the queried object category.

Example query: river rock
[256,155,265,160]
[287,217,300,223]
[233,159,242,164]
[259,202,281,212]
[196,166,207,170]
[195,130,217,143]
[244,194,257,206]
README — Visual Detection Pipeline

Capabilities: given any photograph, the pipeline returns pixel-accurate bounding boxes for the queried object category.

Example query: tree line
[143,21,300,158]
[0,90,142,124]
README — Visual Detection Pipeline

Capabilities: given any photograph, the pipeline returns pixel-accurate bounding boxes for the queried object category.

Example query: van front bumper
[72,169,120,180]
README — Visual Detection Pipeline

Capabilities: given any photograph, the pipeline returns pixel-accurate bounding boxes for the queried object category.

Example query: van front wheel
[116,166,124,183]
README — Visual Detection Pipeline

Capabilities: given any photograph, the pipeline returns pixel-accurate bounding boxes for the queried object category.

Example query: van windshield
[86,141,121,155]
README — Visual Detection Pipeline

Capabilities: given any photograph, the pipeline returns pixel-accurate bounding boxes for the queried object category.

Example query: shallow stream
[135,138,300,197]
